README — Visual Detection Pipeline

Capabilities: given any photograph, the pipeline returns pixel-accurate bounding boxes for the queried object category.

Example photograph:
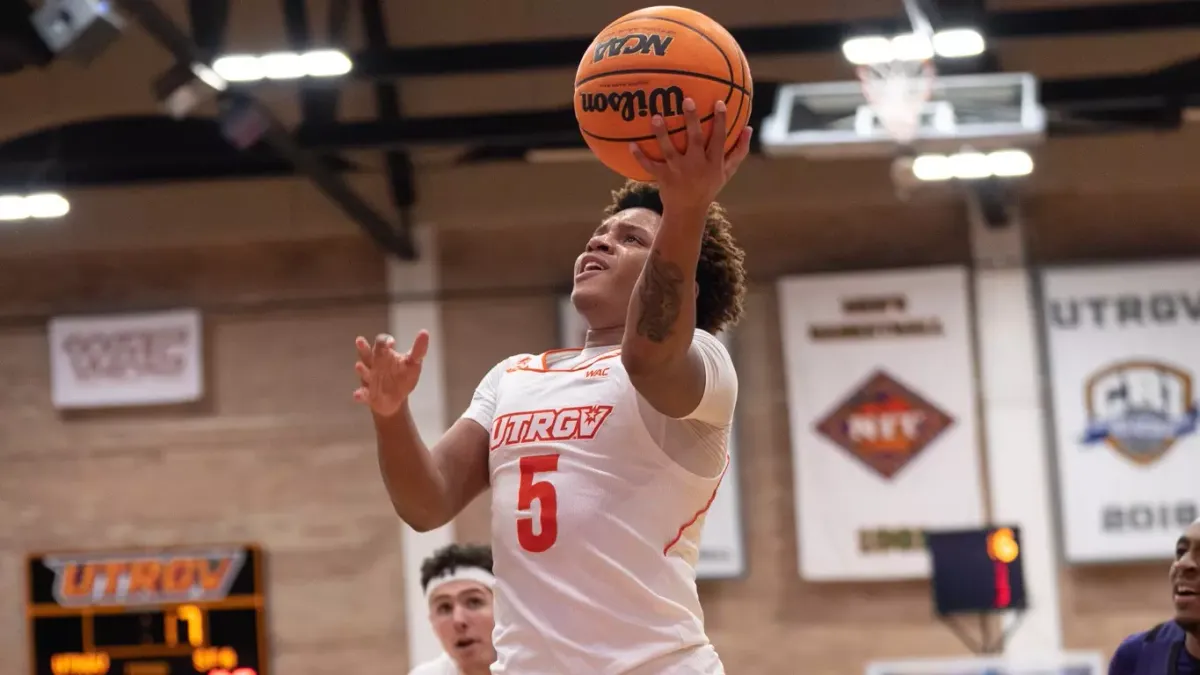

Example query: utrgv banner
[777,267,986,581]
[48,309,204,410]
[558,296,747,579]
[1042,261,1200,562]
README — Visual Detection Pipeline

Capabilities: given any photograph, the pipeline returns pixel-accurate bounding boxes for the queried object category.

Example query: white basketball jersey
[408,653,458,675]
[462,330,735,675]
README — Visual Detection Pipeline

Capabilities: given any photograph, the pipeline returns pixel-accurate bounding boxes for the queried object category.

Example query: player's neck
[1187,630,1200,660]
[584,326,623,349]
[461,664,492,675]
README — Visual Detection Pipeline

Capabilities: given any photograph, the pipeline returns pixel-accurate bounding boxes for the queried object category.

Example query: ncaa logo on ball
[591,32,674,63]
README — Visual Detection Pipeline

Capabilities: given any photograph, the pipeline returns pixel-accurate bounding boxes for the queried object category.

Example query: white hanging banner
[557,297,747,579]
[48,309,205,410]
[777,266,986,581]
[1042,261,1200,563]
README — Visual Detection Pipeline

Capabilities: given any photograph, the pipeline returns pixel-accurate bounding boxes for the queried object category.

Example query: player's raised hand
[629,97,752,211]
[353,330,430,417]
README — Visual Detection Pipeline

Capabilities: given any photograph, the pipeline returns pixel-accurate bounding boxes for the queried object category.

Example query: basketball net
[857,59,937,147]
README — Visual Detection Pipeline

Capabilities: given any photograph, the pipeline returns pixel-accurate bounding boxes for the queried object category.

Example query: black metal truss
[3,63,1194,186]
[339,1,1200,79]
[359,0,418,248]
[0,0,1196,258]
[98,0,417,259]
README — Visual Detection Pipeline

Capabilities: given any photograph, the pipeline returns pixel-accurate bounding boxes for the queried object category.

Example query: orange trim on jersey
[511,348,622,373]
[662,454,730,556]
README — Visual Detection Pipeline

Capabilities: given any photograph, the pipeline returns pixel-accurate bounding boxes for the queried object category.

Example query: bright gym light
[842,28,985,65]
[212,49,352,82]
[932,29,987,58]
[0,192,71,221]
[911,150,1033,182]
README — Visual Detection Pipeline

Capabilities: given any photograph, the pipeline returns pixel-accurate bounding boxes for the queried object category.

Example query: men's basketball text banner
[777,267,986,581]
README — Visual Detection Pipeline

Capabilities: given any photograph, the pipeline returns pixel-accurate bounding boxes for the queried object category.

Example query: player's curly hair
[604,180,747,334]
[419,543,493,592]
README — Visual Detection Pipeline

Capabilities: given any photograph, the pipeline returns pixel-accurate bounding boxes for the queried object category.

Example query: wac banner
[1042,261,1200,563]
[777,267,986,581]
[48,308,204,409]
[558,297,748,579]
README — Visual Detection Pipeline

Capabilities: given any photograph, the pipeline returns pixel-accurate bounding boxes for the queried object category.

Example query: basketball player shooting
[354,101,751,674]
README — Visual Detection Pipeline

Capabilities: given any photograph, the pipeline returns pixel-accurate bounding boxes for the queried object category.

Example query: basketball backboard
[760,72,1046,159]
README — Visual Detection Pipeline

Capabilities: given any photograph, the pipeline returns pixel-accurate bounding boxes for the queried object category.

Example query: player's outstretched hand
[353,330,430,418]
[629,97,752,211]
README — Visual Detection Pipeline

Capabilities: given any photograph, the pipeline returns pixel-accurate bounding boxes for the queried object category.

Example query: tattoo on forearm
[635,251,686,343]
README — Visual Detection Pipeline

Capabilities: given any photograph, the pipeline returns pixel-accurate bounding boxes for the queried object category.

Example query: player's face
[1171,521,1200,628]
[571,207,661,329]
[428,580,496,669]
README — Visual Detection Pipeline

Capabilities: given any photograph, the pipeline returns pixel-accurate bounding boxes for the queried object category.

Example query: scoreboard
[926,526,1027,616]
[26,544,268,675]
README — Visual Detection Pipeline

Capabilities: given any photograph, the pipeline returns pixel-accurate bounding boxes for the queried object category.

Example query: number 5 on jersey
[517,454,559,552]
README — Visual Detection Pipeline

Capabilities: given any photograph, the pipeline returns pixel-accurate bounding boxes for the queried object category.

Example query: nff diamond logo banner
[778,267,985,581]
[816,371,955,480]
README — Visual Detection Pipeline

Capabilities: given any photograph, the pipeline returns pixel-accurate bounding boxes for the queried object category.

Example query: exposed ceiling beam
[109,0,417,259]
[2,65,1193,191]
[336,1,1200,79]
[360,0,418,248]
[290,71,1199,152]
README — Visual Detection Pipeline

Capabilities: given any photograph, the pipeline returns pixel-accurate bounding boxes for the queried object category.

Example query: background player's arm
[374,407,490,532]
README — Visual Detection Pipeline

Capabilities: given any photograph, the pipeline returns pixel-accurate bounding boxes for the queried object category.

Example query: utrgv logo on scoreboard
[1081,359,1199,465]
[815,371,955,479]
[44,548,246,607]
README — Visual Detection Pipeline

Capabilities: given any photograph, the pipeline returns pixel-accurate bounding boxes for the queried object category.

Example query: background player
[409,543,497,675]
[1107,518,1200,674]
[355,99,751,673]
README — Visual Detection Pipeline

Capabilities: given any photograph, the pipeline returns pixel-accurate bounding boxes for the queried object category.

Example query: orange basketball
[574,6,753,182]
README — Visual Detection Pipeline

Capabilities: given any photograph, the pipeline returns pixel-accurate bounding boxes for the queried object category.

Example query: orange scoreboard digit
[26,544,268,675]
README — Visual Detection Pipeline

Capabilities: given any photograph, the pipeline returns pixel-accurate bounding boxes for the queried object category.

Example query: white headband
[424,567,496,603]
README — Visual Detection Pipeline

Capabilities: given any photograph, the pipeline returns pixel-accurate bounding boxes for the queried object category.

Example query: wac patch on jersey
[815,371,955,479]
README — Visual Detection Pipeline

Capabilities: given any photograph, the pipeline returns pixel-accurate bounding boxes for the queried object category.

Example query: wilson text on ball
[578,86,686,122]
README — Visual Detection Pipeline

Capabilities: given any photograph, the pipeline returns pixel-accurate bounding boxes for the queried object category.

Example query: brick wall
[0,169,1197,674]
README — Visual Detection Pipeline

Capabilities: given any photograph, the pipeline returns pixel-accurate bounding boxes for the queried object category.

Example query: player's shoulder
[692,327,730,353]
[1115,629,1151,655]
[498,352,541,373]
[1106,629,1147,675]
[1110,624,1170,669]
[691,328,735,372]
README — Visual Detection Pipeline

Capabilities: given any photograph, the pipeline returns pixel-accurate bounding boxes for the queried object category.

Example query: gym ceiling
[0,0,1196,259]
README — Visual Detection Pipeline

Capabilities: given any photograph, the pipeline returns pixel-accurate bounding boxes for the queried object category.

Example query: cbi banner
[1042,261,1200,563]
[777,267,986,581]
[558,297,747,579]
[48,309,205,410]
